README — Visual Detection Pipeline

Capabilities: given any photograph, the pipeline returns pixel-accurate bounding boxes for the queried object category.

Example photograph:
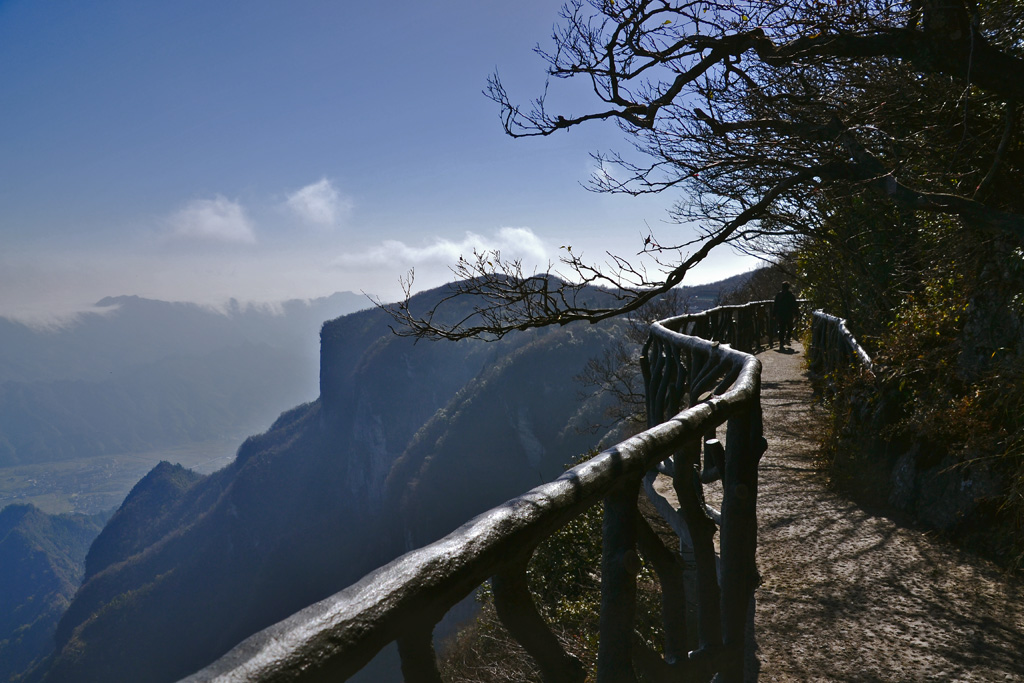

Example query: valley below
[0,439,239,515]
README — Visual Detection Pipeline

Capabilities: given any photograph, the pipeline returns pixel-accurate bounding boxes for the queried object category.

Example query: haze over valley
[0,292,367,514]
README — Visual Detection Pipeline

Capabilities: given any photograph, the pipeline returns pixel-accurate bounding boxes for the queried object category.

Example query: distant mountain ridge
[0,291,369,384]
[683,271,757,309]
[0,292,368,468]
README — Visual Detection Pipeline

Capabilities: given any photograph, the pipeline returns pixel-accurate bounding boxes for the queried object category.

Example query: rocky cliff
[34,283,622,682]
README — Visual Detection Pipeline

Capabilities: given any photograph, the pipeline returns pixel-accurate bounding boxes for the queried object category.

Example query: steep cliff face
[320,317,494,505]
[37,284,618,683]
[387,324,621,550]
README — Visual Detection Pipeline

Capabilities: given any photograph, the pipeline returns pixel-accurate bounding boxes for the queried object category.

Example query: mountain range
[0,293,367,468]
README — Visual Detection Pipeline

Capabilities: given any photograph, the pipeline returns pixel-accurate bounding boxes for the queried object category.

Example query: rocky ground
[751,342,1024,682]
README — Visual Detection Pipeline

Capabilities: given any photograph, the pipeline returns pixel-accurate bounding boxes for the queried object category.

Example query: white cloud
[168,196,256,244]
[286,178,351,227]
[333,227,549,269]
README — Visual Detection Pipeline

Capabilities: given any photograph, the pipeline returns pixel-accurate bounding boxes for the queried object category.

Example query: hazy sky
[1,0,759,322]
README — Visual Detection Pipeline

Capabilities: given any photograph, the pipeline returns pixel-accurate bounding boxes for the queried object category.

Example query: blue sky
[0,0,758,322]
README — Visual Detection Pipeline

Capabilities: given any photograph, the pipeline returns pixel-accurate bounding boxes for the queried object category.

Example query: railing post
[492,554,586,683]
[718,404,765,682]
[677,437,703,653]
[397,624,443,683]
[634,516,688,666]
[597,478,641,683]
[673,460,721,660]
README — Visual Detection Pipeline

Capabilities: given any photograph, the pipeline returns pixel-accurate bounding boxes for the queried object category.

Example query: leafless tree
[383,0,1024,340]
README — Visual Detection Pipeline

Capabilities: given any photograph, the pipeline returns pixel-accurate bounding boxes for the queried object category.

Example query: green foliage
[882,272,973,445]
[804,211,1024,569]
[442,502,608,683]
[798,197,926,347]
[524,499,606,676]
[872,227,1024,473]
[526,505,603,620]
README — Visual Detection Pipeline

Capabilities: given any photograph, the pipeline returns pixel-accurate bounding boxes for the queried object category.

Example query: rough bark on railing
[398,625,443,683]
[634,516,688,665]
[179,303,768,683]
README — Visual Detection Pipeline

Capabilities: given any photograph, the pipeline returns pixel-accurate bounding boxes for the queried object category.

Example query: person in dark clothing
[773,282,799,348]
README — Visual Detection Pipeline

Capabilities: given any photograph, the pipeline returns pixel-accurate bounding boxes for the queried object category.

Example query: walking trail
[751,343,1024,682]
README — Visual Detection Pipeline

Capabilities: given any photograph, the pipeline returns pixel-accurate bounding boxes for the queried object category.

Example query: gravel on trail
[751,343,1024,682]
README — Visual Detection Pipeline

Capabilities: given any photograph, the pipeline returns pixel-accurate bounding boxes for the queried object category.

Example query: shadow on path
[752,343,1024,682]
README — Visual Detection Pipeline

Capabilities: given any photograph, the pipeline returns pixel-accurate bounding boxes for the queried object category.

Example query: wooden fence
[180,302,774,683]
[807,310,874,379]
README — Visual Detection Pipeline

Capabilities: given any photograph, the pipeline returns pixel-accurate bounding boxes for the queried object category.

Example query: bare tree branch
[389,0,1024,340]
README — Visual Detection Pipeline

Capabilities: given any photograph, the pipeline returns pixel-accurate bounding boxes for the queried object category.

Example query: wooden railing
[672,298,809,354]
[180,303,770,683]
[807,310,874,379]
[675,300,776,354]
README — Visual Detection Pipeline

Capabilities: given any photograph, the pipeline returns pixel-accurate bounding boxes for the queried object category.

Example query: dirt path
[752,343,1024,681]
